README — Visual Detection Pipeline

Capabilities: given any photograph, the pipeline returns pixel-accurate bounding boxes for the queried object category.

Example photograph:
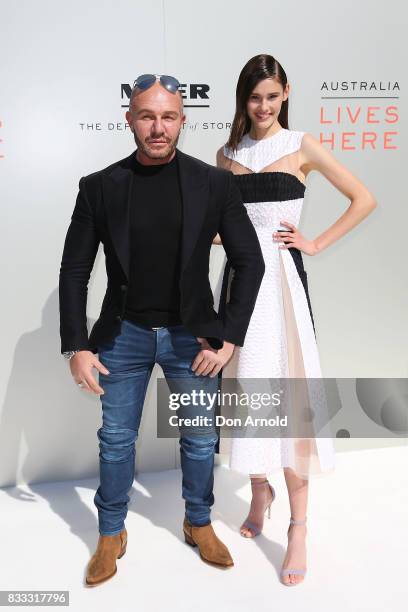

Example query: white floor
[1,445,407,612]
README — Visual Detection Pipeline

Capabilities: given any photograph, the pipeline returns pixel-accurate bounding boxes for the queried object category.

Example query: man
[59,73,265,586]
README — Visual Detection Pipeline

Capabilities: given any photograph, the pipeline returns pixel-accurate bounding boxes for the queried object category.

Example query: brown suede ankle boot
[183,518,234,568]
[85,528,127,587]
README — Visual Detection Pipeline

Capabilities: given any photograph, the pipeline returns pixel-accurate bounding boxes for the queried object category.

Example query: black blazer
[59,148,265,353]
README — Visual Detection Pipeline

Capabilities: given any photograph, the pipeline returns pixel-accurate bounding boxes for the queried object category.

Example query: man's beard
[132,130,180,159]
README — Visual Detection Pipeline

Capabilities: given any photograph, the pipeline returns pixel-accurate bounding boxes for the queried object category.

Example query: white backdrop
[0,0,406,487]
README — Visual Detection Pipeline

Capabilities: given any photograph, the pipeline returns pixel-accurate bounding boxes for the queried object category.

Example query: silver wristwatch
[63,350,80,360]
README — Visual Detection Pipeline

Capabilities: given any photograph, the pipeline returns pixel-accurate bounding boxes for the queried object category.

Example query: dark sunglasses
[133,74,180,94]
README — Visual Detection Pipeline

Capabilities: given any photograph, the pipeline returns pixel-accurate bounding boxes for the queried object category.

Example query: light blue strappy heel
[280,517,307,585]
[240,479,276,537]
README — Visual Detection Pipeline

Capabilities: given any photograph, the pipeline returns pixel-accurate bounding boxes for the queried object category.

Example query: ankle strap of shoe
[250,478,269,486]
[290,517,307,525]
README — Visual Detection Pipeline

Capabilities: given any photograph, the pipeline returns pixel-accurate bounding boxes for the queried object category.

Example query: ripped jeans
[94,320,219,535]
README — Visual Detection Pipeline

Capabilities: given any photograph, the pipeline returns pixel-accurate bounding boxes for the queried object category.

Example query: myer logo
[121,82,210,108]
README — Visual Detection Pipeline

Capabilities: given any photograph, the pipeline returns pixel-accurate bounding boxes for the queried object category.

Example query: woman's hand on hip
[273,221,318,256]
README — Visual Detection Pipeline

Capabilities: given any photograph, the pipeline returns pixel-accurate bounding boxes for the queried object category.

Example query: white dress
[218,128,336,479]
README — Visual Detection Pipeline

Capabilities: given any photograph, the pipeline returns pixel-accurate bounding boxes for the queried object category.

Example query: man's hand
[69,350,110,395]
[192,338,235,377]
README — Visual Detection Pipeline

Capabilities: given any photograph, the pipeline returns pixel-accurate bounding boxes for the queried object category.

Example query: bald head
[125,81,186,162]
[129,80,184,114]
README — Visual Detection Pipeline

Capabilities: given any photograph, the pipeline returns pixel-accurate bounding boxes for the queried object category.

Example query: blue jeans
[94,320,219,535]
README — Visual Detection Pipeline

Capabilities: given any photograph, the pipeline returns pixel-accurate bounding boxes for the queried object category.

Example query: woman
[215,54,376,586]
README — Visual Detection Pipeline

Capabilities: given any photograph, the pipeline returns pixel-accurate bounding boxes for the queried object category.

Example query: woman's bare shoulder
[216,144,232,170]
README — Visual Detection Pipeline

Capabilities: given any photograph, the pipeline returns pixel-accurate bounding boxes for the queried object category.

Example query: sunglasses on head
[133,74,180,94]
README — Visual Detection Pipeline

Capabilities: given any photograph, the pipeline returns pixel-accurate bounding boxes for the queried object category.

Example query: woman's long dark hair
[226,54,289,152]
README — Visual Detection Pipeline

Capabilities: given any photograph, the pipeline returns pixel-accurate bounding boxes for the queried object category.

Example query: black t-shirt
[123,150,183,328]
